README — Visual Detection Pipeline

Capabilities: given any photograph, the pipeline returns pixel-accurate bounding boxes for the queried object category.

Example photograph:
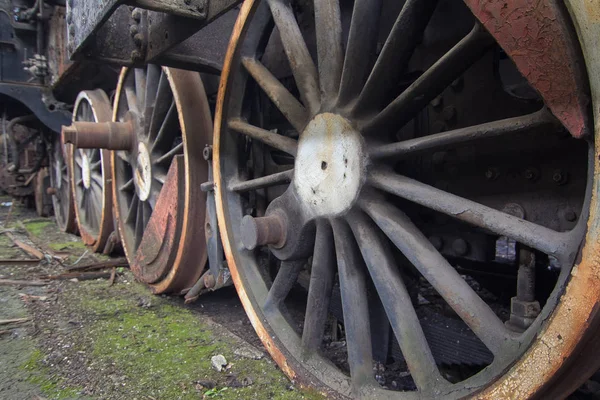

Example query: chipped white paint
[135,142,152,201]
[294,113,365,217]
[81,151,91,189]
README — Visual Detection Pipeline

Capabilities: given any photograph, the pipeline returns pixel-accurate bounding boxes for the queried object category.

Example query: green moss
[71,281,324,400]
[48,241,87,252]
[23,220,54,237]
[22,349,82,399]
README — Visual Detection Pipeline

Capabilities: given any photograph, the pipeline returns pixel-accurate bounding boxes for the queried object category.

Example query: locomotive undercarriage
[1,0,600,398]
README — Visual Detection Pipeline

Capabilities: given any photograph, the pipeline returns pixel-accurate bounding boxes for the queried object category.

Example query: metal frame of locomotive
[3,0,600,398]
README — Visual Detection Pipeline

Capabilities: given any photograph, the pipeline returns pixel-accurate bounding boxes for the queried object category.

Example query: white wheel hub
[81,152,91,190]
[294,113,366,217]
[135,142,152,202]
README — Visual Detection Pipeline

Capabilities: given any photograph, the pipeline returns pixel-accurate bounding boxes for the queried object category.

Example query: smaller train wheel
[70,90,115,253]
[111,65,212,294]
[49,133,77,233]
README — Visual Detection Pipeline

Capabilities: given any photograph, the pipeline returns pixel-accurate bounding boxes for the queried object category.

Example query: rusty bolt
[204,273,216,289]
[442,106,456,124]
[46,187,57,196]
[564,210,577,222]
[503,203,526,219]
[240,214,287,250]
[430,96,443,109]
[130,25,139,37]
[485,167,499,181]
[523,167,539,182]
[429,236,443,251]
[133,33,144,47]
[131,8,142,22]
[131,50,143,62]
[203,145,213,161]
[452,238,469,256]
[451,77,464,92]
[552,169,568,185]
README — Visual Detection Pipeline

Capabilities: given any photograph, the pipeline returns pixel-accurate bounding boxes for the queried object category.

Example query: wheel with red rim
[214,0,600,398]
[70,90,116,253]
[112,65,212,294]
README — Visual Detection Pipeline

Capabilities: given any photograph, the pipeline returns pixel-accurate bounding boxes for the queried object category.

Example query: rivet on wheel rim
[214,0,598,398]
[111,65,212,294]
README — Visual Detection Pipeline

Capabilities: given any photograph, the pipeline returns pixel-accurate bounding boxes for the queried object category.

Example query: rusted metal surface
[47,6,74,88]
[111,66,211,294]
[49,134,77,234]
[63,121,134,151]
[132,155,184,284]
[463,0,591,138]
[68,90,117,253]
[475,2,600,398]
[240,214,287,250]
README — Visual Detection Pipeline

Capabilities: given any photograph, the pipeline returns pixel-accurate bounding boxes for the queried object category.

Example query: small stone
[233,346,264,360]
[211,355,228,372]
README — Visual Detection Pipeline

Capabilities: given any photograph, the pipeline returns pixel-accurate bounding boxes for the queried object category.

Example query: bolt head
[564,210,577,222]
[452,238,469,256]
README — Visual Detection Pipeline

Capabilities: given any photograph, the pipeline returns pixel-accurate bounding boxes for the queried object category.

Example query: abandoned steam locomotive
[1,0,600,398]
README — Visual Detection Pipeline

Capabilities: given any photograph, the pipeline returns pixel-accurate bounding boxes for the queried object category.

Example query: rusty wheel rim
[215,1,598,398]
[111,65,211,294]
[70,90,115,252]
[50,131,77,233]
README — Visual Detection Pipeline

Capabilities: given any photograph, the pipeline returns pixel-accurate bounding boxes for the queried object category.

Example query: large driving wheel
[214,0,600,398]
[50,130,77,233]
[70,90,116,253]
[112,66,211,294]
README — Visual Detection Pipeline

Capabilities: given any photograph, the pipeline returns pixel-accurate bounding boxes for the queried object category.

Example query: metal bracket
[67,0,240,69]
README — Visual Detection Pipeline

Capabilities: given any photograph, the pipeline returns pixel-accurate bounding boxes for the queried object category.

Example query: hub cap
[294,113,365,217]
[81,153,91,189]
[134,142,152,202]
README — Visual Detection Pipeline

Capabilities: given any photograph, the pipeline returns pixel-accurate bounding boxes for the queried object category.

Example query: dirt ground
[0,197,323,400]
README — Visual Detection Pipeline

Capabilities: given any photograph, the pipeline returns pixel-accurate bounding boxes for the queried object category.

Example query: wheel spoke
[331,219,375,388]
[228,119,298,156]
[264,260,305,312]
[143,201,152,227]
[368,169,567,257]
[369,110,555,159]
[301,220,335,356]
[117,151,130,164]
[149,180,162,210]
[145,65,161,108]
[229,169,294,193]
[126,195,139,224]
[337,0,383,106]
[135,200,145,249]
[363,24,493,136]
[148,74,174,141]
[154,170,166,185]
[355,0,439,112]
[314,0,343,101]
[154,143,183,166]
[151,100,178,152]
[119,179,135,193]
[91,172,103,187]
[91,160,102,171]
[346,210,443,390]
[242,57,308,133]
[361,198,511,354]
[125,84,138,113]
[266,0,320,114]
[135,68,147,111]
